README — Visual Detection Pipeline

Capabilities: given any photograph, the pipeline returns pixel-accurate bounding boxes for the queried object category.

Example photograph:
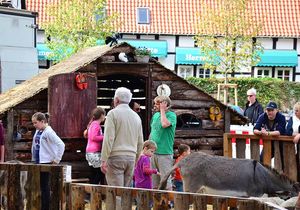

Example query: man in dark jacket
[244,88,263,125]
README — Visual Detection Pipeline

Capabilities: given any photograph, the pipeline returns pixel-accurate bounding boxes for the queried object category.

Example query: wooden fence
[223,133,299,181]
[67,183,281,210]
[0,160,292,210]
[0,162,64,210]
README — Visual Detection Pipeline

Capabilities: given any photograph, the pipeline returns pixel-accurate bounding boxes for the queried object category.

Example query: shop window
[176,113,202,130]
[275,68,292,81]
[254,67,271,78]
[177,65,193,79]
[196,67,210,78]
[137,7,150,24]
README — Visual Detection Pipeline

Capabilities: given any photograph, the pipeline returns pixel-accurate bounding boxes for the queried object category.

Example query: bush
[187,77,300,112]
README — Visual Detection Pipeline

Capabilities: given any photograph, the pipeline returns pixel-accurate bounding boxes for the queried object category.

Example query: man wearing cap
[253,101,286,136]
[244,88,263,125]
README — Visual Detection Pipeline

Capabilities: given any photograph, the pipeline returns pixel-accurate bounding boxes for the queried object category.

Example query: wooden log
[174,138,223,149]
[172,100,215,109]
[136,190,151,210]
[212,197,228,210]
[193,195,207,210]
[106,187,117,210]
[237,199,256,210]
[174,109,209,119]
[152,191,170,210]
[26,165,41,210]
[71,185,85,210]
[121,188,132,210]
[90,186,102,210]
[50,165,63,210]
[283,142,297,181]
[174,193,190,210]
[176,130,223,138]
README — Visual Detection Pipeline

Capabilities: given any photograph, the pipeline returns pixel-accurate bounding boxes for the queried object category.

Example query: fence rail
[223,133,299,181]
[67,183,277,210]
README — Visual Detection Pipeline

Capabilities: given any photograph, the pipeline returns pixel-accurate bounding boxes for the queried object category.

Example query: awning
[176,47,204,65]
[37,40,105,60]
[37,43,53,60]
[257,50,298,67]
[120,40,168,57]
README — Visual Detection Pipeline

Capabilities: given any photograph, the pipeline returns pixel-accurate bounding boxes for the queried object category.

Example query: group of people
[84,87,191,196]
[244,88,300,164]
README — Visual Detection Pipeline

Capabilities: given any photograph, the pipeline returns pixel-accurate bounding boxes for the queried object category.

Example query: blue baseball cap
[266,101,278,110]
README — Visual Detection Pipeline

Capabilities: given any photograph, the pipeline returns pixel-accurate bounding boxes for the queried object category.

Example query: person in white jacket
[31,112,65,210]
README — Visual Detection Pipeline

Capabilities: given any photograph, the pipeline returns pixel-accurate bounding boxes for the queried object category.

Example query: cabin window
[178,65,193,79]
[137,7,150,24]
[275,68,292,81]
[254,67,271,78]
[176,113,202,130]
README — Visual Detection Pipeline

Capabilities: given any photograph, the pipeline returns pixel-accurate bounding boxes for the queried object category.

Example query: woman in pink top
[85,107,106,184]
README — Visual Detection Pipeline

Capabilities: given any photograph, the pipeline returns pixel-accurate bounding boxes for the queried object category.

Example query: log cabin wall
[151,64,226,155]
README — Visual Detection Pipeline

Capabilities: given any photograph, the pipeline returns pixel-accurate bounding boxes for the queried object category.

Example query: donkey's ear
[292,182,300,194]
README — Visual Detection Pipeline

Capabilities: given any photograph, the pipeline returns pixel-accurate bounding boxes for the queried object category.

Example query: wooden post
[90,186,102,210]
[153,191,169,210]
[212,197,228,210]
[263,139,272,166]
[237,200,256,210]
[106,187,116,210]
[216,83,238,105]
[26,165,41,210]
[174,193,190,210]
[136,190,151,210]
[121,188,132,210]
[71,185,85,210]
[193,195,207,210]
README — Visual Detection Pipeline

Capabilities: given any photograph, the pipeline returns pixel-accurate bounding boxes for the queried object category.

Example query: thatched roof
[0,44,112,115]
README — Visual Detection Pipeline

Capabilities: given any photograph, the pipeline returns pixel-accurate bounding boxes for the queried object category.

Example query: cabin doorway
[97,74,149,138]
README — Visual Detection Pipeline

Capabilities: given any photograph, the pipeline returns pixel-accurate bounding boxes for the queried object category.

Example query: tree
[194,0,263,83]
[42,0,119,62]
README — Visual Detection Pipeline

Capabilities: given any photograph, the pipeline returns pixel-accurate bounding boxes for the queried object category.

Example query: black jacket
[244,100,264,125]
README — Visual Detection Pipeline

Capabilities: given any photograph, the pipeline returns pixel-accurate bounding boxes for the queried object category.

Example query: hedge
[187,77,300,112]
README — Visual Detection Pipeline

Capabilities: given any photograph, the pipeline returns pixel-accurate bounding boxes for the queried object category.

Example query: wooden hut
[0,43,247,179]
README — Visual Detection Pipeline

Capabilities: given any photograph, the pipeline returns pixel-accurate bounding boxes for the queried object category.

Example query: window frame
[275,67,293,81]
[136,7,150,24]
[177,65,194,79]
[254,67,272,78]
[196,66,211,78]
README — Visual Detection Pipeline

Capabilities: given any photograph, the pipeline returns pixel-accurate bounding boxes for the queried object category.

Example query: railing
[223,133,298,181]
[67,183,278,210]
[0,162,64,210]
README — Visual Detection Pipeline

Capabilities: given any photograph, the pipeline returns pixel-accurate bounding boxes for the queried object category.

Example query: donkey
[159,152,300,198]
[0,160,28,210]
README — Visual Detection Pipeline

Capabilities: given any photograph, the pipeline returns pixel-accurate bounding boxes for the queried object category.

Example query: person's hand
[100,161,107,174]
[160,101,169,111]
[293,134,300,144]
[52,160,58,164]
[157,172,161,176]
[261,128,269,136]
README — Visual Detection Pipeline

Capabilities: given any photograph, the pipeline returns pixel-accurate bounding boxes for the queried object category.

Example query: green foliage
[187,77,300,112]
[194,0,263,81]
[42,0,119,62]
[135,47,151,56]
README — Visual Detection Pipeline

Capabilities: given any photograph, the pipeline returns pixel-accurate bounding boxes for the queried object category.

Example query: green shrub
[187,77,300,112]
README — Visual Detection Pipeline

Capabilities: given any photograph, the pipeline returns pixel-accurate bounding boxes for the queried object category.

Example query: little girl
[134,140,160,189]
[31,112,65,210]
[85,107,106,185]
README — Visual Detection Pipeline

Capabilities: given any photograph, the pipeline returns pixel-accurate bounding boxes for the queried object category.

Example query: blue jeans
[173,180,183,192]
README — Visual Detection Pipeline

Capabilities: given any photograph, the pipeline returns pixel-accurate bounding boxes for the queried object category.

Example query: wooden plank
[71,185,85,210]
[97,63,149,77]
[172,100,215,109]
[274,141,283,172]
[212,197,228,210]
[263,139,272,166]
[136,190,151,210]
[176,129,223,138]
[223,133,232,157]
[152,191,169,210]
[7,164,20,210]
[90,186,102,210]
[250,139,260,161]
[50,166,63,210]
[237,200,256,210]
[121,188,132,210]
[6,109,14,160]
[26,165,41,210]
[193,195,207,210]
[174,193,190,210]
[283,142,297,181]
[106,187,117,210]
[236,140,246,159]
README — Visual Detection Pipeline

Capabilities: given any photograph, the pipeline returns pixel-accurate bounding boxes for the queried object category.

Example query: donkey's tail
[158,162,179,190]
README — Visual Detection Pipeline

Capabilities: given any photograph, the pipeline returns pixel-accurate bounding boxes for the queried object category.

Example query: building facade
[26,0,300,81]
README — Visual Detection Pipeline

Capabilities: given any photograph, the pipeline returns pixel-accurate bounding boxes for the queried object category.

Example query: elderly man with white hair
[244,88,263,125]
[101,87,143,187]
